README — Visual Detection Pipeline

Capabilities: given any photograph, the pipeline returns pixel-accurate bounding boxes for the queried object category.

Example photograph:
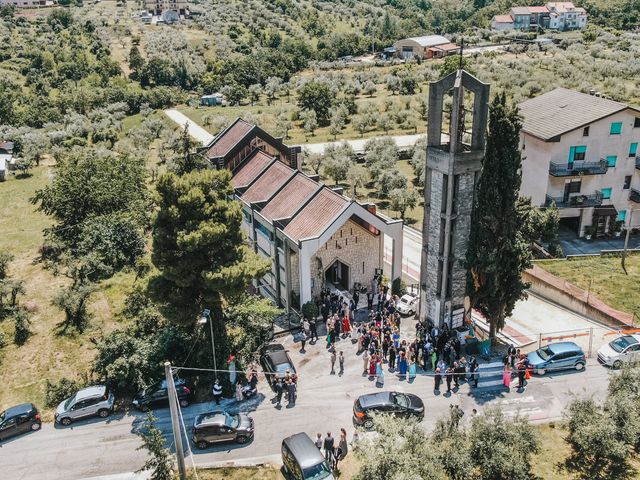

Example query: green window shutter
[568,146,576,163]
[576,146,587,154]
[601,188,612,199]
[610,122,622,135]
[606,155,617,167]
[630,143,638,157]
[618,210,627,222]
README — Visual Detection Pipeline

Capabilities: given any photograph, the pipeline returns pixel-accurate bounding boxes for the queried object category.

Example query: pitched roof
[283,188,349,241]
[510,6,531,15]
[241,161,295,204]
[404,35,450,47]
[231,150,274,189]
[518,88,635,140]
[206,118,253,158]
[493,14,514,22]
[547,2,576,12]
[260,173,320,221]
[429,43,460,51]
[528,6,549,13]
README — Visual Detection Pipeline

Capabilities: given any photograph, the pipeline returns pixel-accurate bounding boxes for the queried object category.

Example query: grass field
[536,254,640,317]
[0,166,133,417]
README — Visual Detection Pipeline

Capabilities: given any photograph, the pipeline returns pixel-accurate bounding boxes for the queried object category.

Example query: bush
[13,308,30,346]
[301,301,318,320]
[392,277,406,297]
[45,377,81,407]
[0,330,6,348]
[548,242,564,258]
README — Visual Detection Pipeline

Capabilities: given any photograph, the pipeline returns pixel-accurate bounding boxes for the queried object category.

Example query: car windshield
[64,395,76,410]
[302,462,332,480]
[275,363,291,373]
[399,297,410,304]
[392,393,409,408]
[537,346,554,361]
[610,336,638,353]
[227,414,240,428]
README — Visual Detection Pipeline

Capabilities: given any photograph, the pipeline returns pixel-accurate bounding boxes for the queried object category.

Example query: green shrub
[392,277,406,297]
[13,308,30,346]
[301,301,318,320]
[45,377,81,407]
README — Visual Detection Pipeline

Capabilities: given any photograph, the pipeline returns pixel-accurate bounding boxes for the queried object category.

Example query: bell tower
[419,69,490,327]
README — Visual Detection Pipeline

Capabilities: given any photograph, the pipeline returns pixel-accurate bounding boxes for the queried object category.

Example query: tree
[152,168,270,327]
[248,84,262,105]
[137,412,174,480]
[53,283,94,333]
[0,252,13,280]
[385,74,401,95]
[13,308,31,346]
[14,157,34,177]
[300,109,318,138]
[363,80,377,97]
[438,55,474,77]
[305,150,324,175]
[389,188,419,219]
[275,111,292,139]
[364,137,398,181]
[377,112,392,133]
[377,169,407,197]
[297,81,333,126]
[347,164,368,197]
[352,114,369,137]
[128,45,145,80]
[264,76,282,105]
[329,115,344,140]
[167,124,204,175]
[323,142,353,185]
[465,93,530,343]
[410,137,428,187]
[400,76,418,95]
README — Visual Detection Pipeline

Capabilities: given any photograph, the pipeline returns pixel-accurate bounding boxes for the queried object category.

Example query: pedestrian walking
[362,349,369,375]
[300,330,307,352]
[287,380,297,405]
[323,432,335,462]
[310,318,318,342]
[434,367,442,393]
[275,378,283,407]
[334,428,348,470]
[388,344,396,370]
[338,351,344,375]
[517,355,527,389]
[235,382,243,402]
[212,379,222,405]
[315,433,323,449]
[330,348,337,375]
[445,366,453,393]
[502,364,512,389]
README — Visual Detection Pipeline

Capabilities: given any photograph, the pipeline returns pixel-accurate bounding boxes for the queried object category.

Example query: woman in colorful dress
[342,314,351,337]
[398,351,408,376]
[369,354,377,377]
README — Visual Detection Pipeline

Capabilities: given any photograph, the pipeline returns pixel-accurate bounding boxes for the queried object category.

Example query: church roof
[260,173,320,221]
[231,150,274,189]
[241,161,295,204]
[283,188,349,241]
[206,118,254,158]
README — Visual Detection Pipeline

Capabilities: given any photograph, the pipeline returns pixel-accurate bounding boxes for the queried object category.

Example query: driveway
[164,109,214,146]
[557,225,640,256]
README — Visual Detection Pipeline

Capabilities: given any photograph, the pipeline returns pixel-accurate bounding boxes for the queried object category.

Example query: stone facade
[309,219,381,298]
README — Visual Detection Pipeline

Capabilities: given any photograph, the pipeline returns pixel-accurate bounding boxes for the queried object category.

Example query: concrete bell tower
[419,68,490,328]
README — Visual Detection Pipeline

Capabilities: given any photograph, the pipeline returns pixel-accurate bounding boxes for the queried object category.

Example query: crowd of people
[315,428,350,471]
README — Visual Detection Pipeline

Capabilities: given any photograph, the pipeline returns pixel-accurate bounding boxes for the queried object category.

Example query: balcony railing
[549,159,608,176]
[545,192,603,208]
[631,188,640,204]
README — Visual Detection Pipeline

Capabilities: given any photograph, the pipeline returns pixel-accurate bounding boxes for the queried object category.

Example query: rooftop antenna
[458,38,464,70]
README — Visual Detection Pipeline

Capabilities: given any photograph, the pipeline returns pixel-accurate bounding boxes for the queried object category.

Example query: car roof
[621,334,640,344]
[197,411,230,426]
[546,342,582,354]
[267,350,292,366]
[4,403,35,417]
[76,385,107,401]
[358,392,393,408]
[282,432,326,469]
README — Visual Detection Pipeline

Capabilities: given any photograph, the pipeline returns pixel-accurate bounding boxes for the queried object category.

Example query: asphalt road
[2,330,613,480]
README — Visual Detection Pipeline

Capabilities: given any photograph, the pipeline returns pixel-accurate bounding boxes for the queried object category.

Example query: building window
[606,155,617,167]
[610,122,622,135]
[582,126,589,137]
[630,143,638,158]
[624,176,632,190]
[601,187,612,199]
[568,145,586,163]
[635,117,640,128]
[567,180,581,193]
[618,210,627,222]
[242,209,251,224]
[256,222,273,241]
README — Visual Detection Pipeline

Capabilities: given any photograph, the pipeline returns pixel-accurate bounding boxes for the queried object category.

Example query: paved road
[2,326,613,480]
[301,134,425,155]
[164,109,214,146]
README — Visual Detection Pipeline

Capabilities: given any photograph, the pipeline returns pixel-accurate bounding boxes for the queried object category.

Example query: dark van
[282,432,334,480]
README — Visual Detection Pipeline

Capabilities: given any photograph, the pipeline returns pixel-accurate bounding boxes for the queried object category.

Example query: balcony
[631,188,640,204]
[545,192,603,208]
[549,159,608,177]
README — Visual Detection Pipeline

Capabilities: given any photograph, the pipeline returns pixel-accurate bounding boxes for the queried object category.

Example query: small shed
[200,93,225,107]
[392,35,452,60]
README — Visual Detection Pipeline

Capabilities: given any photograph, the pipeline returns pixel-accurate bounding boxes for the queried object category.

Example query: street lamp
[198,308,217,380]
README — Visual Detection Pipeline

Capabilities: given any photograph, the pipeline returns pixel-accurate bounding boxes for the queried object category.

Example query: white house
[518,88,640,238]
[547,2,587,30]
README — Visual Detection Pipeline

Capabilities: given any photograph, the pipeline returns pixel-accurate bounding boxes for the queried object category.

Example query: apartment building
[519,88,640,238]
[144,0,187,16]
[547,2,587,30]
[206,118,404,310]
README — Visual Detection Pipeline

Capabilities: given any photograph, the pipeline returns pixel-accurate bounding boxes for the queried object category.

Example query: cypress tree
[465,92,531,342]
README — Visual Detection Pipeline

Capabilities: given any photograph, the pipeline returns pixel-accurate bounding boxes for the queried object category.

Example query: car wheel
[196,440,209,450]
[364,420,374,430]
[31,422,41,431]
[60,417,72,426]
[98,409,110,418]
[575,362,585,371]
[613,360,622,370]
[236,436,248,444]
[179,399,189,408]
[537,368,546,376]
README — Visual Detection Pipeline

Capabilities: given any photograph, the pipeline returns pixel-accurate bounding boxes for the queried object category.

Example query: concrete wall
[309,219,380,299]
[520,134,553,205]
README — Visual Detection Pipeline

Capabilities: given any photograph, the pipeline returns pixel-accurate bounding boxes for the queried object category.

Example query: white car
[597,334,640,369]
[396,293,418,316]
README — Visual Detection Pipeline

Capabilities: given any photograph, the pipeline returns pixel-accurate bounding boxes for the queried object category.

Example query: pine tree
[136,413,174,480]
[465,93,531,343]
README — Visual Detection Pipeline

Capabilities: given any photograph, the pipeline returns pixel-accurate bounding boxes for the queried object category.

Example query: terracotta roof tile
[261,173,320,221]
[231,150,274,188]
[241,161,295,204]
[493,14,514,22]
[284,189,349,241]
[528,6,549,13]
[430,43,460,51]
[207,119,253,158]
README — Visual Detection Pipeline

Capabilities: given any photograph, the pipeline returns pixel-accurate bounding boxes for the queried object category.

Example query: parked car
[527,342,586,375]
[282,432,334,480]
[597,334,640,369]
[396,293,418,316]
[55,385,114,426]
[353,391,424,429]
[191,410,254,449]
[260,343,296,390]
[132,379,193,411]
[0,403,41,441]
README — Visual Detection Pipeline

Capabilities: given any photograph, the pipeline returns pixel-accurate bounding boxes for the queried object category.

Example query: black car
[0,403,41,441]
[132,379,193,411]
[259,343,296,390]
[192,410,254,449]
[353,391,424,429]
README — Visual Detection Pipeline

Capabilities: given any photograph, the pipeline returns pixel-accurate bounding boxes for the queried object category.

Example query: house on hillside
[518,88,640,238]
[200,93,225,106]
[547,2,587,30]
[392,35,460,60]
[491,2,584,31]
[0,0,56,7]
[0,141,14,182]
[207,119,404,310]
[491,14,515,31]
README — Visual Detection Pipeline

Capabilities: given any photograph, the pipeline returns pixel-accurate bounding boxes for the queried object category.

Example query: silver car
[55,385,115,426]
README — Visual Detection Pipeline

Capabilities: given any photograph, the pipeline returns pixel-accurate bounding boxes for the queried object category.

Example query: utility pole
[164,362,187,480]
[621,208,638,274]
